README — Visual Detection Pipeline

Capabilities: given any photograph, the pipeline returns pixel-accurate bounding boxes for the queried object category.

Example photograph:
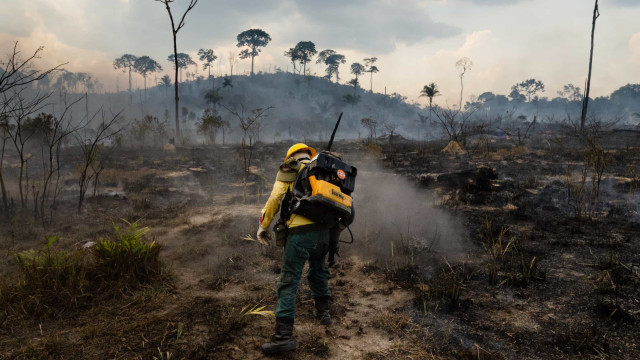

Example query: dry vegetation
[0,126,639,359]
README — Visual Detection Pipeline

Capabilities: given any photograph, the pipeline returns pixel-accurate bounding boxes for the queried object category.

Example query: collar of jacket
[276,159,309,182]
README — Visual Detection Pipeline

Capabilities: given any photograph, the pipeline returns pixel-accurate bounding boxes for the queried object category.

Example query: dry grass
[478,217,541,287]
[372,310,417,338]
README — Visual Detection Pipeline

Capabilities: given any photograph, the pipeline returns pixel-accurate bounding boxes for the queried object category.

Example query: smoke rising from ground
[344,159,464,263]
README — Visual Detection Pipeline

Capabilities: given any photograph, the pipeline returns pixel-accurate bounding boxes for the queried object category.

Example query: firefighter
[258,143,332,355]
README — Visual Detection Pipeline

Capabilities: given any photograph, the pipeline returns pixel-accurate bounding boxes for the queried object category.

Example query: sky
[0,0,638,105]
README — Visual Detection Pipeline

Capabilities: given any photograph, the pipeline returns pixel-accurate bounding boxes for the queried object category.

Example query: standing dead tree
[499,115,536,147]
[0,41,64,213]
[75,110,124,213]
[222,104,272,187]
[0,118,10,214]
[432,106,477,148]
[360,118,378,143]
[1,87,52,208]
[38,96,87,224]
[0,42,64,95]
[581,0,599,130]
[156,0,198,141]
[455,57,473,111]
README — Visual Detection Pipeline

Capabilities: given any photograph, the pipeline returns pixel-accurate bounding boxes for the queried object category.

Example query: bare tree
[222,104,272,186]
[75,110,124,213]
[156,0,199,141]
[360,117,378,142]
[1,87,52,207]
[433,106,478,147]
[499,115,535,147]
[228,50,238,77]
[37,96,87,224]
[581,0,600,130]
[0,42,64,95]
[0,41,65,216]
[455,57,473,111]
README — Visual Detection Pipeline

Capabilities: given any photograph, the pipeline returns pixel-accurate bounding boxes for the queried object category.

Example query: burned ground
[0,133,639,359]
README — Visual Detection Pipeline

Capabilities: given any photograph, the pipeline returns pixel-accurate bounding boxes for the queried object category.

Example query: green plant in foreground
[14,236,88,294]
[6,236,89,317]
[93,220,163,283]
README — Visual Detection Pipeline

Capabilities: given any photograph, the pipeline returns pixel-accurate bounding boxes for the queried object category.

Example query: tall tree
[227,51,237,77]
[455,57,473,111]
[156,0,199,140]
[167,53,195,83]
[160,74,171,88]
[236,29,271,76]
[283,47,300,74]
[316,49,335,65]
[295,41,317,76]
[53,70,78,94]
[134,56,162,96]
[558,84,583,102]
[511,79,545,102]
[113,54,137,104]
[198,48,217,90]
[581,0,599,130]
[350,62,365,95]
[317,50,345,83]
[420,82,441,123]
[364,57,378,92]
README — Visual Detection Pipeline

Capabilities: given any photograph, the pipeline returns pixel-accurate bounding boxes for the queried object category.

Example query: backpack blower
[289,112,357,227]
[287,113,356,266]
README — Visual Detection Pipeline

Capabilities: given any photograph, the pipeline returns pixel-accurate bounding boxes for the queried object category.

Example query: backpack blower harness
[275,113,356,265]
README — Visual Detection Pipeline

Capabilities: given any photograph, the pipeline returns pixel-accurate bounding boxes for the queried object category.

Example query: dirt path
[151,204,416,359]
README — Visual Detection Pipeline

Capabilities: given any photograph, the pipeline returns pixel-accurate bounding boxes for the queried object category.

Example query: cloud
[0,2,38,37]
[630,33,640,60]
[612,0,640,6]
[290,1,460,53]
[458,0,532,5]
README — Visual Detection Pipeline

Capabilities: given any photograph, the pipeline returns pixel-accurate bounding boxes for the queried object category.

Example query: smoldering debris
[345,160,464,263]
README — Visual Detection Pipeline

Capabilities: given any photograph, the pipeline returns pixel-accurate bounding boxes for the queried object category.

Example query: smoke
[343,158,465,263]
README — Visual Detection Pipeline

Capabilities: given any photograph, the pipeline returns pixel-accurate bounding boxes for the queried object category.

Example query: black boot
[315,296,332,325]
[262,317,296,354]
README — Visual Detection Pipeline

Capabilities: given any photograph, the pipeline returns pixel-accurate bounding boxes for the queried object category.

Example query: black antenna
[326,112,343,151]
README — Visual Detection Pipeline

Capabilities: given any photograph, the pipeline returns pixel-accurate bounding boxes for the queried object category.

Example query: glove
[257,226,271,246]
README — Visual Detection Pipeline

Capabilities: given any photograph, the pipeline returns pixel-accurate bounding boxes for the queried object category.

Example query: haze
[1,0,638,105]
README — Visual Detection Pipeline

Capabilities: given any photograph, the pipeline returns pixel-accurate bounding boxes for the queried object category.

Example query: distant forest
[39,70,640,145]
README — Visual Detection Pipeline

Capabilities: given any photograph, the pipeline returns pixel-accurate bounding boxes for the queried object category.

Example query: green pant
[275,229,331,319]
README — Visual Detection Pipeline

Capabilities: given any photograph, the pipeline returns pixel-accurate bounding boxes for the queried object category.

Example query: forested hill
[89,72,426,143]
[60,71,640,144]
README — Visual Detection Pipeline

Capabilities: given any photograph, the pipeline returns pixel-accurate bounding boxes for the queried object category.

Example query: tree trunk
[172,32,181,140]
[581,0,599,130]
[128,66,132,104]
[18,157,25,207]
[0,135,8,214]
[251,54,255,76]
[459,75,464,111]
[370,71,373,92]
[209,66,213,91]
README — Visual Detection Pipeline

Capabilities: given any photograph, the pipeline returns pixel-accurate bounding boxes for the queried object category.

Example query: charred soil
[0,137,639,359]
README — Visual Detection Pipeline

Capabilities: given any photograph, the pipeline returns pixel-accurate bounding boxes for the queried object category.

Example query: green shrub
[6,236,89,318]
[0,221,166,320]
[93,220,163,284]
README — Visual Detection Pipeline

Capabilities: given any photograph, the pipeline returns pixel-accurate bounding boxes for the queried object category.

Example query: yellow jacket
[259,161,314,229]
